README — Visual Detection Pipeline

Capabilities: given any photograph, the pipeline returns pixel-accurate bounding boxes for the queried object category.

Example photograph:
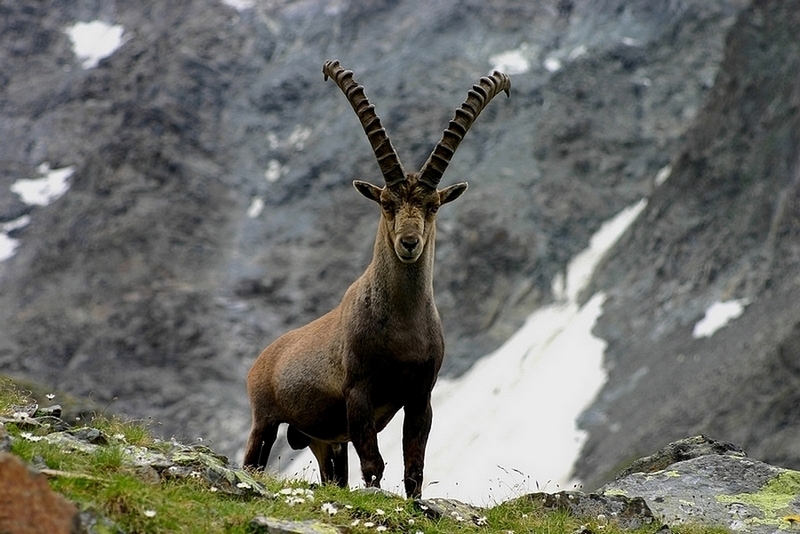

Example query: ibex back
[244,60,510,498]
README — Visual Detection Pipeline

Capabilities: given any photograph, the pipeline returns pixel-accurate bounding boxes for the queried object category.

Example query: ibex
[244,60,510,498]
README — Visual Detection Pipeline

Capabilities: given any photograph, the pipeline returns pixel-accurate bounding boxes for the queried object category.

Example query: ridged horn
[419,71,511,189]
[323,60,406,186]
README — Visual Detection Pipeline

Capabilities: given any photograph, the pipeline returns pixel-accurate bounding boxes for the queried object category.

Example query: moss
[717,471,800,529]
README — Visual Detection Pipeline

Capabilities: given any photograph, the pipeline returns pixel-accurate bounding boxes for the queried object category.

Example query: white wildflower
[451,511,465,522]
[143,510,157,518]
[376,526,387,532]
[210,486,219,493]
[20,432,43,442]
[113,433,125,441]
[375,509,385,516]
[351,519,360,526]
[475,515,489,526]
[45,393,55,400]
[394,507,404,513]
[236,482,251,489]
[321,502,338,516]
[363,521,375,528]
[408,518,415,525]
[279,488,294,495]
[345,504,354,510]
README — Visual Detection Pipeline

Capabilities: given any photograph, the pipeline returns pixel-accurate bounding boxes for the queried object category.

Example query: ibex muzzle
[244,60,510,498]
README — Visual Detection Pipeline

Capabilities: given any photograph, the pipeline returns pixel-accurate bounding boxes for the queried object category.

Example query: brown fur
[244,62,509,498]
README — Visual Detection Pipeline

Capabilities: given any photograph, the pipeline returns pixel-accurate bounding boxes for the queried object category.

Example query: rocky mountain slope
[576,0,800,488]
[3,0,797,489]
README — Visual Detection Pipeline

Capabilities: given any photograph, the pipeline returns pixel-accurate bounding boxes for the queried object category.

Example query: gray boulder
[601,440,800,533]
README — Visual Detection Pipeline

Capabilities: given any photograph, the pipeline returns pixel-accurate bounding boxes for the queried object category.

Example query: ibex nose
[399,235,419,252]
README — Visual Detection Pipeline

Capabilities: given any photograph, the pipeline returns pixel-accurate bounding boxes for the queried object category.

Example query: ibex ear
[353,180,383,203]
[439,182,468,205]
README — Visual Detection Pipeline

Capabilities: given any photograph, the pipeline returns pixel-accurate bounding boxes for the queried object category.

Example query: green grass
[0,378,728,533]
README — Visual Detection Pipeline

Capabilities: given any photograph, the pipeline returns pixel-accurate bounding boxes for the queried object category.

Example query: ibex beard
[244,60,510,498]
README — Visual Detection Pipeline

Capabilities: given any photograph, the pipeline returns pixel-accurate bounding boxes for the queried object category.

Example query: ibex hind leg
[309,439,349,488]
[243,420,279,470]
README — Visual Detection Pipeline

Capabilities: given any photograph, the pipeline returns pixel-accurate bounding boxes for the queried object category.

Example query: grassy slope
[0,379,728,534]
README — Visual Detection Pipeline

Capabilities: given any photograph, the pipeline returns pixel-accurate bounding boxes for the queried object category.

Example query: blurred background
[1,0,798,504]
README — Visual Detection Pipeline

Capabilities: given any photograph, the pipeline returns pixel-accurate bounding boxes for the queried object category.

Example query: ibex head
[323,60,510,263]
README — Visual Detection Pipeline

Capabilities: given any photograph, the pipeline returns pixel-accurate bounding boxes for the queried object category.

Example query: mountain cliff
[2,0,796,490]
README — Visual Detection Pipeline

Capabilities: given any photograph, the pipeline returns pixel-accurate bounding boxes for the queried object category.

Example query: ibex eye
[429,205,440,214]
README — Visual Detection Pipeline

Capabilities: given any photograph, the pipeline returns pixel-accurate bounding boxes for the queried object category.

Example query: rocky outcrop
[600,438,800,534]
[513,437,800,533]
[613,435,745,480]
[523,491,654,530]
[3,415,798,534]
[576,0,800,488]
[1,402,269,498]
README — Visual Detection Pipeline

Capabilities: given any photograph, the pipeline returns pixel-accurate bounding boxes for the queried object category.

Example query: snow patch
[265,160,285,183]
[66,21,124,69]
[0,234,19,263]
[0,216,32,262]
[543,57,563,73]
[490,46,531,75]
[654,165,672,186]
[247,197,264,218]
[277,200,647,504]
[288,126,312,151]
[692,299,749,338]
[11,163,74,206]
[569,45,588,60]
[221,0,255,10]
[564,199,647,302]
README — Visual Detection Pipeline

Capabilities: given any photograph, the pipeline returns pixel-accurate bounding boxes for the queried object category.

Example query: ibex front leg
[402,398,433,498]
[345,381,385,488]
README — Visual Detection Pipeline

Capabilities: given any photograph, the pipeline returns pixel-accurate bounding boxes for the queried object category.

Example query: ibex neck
[366,224,436,311]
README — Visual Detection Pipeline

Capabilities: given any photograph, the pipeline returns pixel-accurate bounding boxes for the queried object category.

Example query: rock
[601,454,800,534]
[416,497,487,525]
[41,431,101,454]
[0,424,12,452]
[614,435,745,480]
[249,516,346,534]
[16,413,270,497]
[0,452,82,534]
[158,441,269,497]
[0,403,70,432]
[34,404,62,418]
[70,427,107,445]
[522,491,655,530]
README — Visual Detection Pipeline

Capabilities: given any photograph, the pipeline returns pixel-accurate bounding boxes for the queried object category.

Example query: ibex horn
[419,71,511,189]
[323,60,406,186]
